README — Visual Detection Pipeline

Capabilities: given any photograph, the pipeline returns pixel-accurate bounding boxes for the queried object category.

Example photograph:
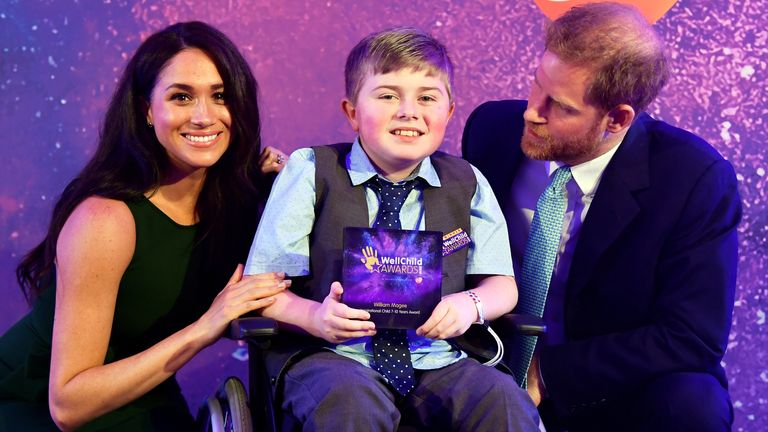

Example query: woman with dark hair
[0,21,287,431]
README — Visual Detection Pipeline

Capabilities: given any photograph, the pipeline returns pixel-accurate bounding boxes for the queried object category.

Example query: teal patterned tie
[514,166,572,387]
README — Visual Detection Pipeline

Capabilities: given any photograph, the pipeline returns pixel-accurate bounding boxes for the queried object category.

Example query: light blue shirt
[245,140,514,370]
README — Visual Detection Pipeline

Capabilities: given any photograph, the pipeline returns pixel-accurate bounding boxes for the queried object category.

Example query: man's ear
[341,99,359,132]
[447,102,456,121]
[606,104,635,133]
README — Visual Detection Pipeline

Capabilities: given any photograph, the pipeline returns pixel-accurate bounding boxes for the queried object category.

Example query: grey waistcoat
[265,143,477,393]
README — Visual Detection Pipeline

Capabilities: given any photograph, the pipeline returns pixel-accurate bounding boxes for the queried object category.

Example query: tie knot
[369,177,418,229]
[552,166,572,185]
[548,166,572,193]
[369,177,418,213]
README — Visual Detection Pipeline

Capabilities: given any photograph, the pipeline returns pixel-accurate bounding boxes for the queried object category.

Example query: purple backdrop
[1,1,765,429]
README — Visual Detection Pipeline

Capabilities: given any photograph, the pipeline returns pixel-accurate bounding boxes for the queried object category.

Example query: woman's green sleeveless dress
[0,197,232,431]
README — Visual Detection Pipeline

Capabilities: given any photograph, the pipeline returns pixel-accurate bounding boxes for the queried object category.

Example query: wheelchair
[197,375,251,432]
[197,314,545,431]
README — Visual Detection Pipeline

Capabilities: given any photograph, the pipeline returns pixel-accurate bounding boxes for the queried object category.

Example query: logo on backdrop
[533,0,678,23]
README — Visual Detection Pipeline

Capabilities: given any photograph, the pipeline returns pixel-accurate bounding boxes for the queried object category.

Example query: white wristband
[465,290,485,325]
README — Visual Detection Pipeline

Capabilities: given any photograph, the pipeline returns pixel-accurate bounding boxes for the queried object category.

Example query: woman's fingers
[243,297,278,312]
[236,277,289,303]
[226,263,245,286]
[223,282,286,320]
[225,271,286,296]
[258,146,272,164]
[258,146,288,174]
[245,270,286,281]
[214,270,289,316]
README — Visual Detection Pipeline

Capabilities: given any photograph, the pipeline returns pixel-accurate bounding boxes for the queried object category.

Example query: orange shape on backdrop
[533,0,678,23]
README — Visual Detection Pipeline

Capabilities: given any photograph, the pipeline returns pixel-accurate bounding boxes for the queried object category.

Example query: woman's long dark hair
[17,21,265,302]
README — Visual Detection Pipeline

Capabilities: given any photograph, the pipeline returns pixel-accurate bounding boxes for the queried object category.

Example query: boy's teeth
[393,130,420,137]
[186,134,217,143]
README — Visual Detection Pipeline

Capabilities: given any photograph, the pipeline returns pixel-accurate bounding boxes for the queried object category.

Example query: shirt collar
[347,138,441,187]
[547,139,622,197]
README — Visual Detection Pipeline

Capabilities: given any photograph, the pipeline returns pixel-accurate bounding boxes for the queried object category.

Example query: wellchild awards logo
[343,227,442,328]
[360,246,425,280]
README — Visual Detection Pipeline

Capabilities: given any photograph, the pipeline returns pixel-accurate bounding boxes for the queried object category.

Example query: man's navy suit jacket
[462,100,741,417]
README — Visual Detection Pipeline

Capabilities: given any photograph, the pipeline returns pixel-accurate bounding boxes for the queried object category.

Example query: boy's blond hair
[344,27,454,103]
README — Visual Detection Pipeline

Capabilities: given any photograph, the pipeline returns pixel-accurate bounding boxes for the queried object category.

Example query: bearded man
[462,3,740,431]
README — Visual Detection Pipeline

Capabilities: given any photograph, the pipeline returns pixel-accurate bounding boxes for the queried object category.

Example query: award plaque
[342,227,442,329]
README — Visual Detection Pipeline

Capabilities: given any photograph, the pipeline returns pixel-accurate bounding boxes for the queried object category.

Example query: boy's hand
[310,282,376,343]
[415,292,476,339]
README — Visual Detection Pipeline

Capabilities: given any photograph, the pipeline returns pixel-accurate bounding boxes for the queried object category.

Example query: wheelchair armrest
[452,313,546,364]
[491,313,546,336]
[224,317,280,431]
[227,317,279,340]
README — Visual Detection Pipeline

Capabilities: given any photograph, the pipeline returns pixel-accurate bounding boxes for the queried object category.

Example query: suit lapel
[463,100,527,212]
[567,114,651,297]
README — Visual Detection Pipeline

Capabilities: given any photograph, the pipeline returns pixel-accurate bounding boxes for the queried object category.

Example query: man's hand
[527,353,546,406]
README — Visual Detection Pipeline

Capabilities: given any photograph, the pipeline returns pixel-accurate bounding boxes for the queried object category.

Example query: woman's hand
[194,264,288,346]
[309,282,376,343]
[259,146,288,174]
[415,292,477,340]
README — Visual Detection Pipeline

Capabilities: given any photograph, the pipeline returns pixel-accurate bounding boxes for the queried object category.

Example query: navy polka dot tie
[368,178,419,230]
[368,177,417,395]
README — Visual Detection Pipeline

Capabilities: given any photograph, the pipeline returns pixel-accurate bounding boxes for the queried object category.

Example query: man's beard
[521,120,603,163]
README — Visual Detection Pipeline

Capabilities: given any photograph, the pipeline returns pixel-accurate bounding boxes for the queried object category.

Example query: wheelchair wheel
[198,395,224,432]
[197,376,252,432]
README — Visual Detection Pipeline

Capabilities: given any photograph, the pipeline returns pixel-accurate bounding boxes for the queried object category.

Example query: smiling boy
[244,28,539,431]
